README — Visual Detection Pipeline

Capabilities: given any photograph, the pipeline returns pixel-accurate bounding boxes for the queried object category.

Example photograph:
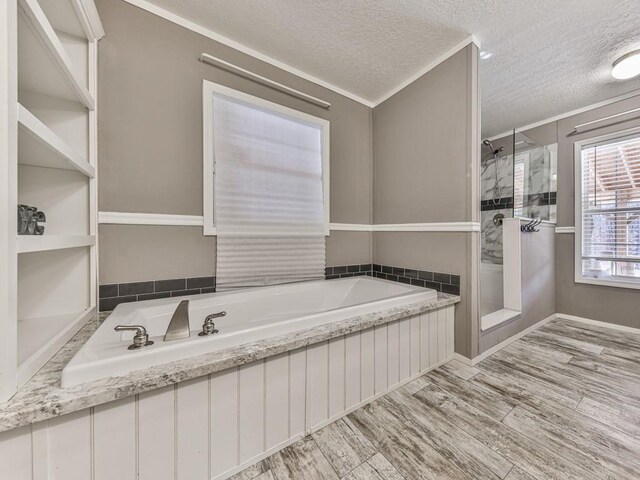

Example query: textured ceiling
[139,0,640,136]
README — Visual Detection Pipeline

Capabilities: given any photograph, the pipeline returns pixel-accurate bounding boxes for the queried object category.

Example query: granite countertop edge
[0,293,460,433]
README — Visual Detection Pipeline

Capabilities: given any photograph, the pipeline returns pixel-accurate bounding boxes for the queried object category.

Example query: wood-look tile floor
[231,318,640,479]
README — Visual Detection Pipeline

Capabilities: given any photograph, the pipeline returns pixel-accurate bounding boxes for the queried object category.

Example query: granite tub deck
[0,293,459,433]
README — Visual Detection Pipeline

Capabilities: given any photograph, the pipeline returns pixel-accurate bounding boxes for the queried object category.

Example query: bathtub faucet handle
[199,311,225,336]
[114,325,154,350]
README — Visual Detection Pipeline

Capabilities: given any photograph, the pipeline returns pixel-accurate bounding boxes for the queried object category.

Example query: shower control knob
[199,311,225,336]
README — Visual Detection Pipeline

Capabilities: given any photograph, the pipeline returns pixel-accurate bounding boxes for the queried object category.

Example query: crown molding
[372,35,480,106]
[121,0,481,110]
[487,88,640,141]
[121,0,375,107]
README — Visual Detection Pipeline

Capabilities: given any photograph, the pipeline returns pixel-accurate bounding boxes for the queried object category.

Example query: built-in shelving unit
[17,0,95,109]
[17,235,96,253]
[0,0,103,401]
[18,104,95,176]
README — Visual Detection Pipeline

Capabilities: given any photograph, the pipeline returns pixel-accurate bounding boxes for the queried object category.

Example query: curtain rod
[573,106,640,134]
[199,53,331,110]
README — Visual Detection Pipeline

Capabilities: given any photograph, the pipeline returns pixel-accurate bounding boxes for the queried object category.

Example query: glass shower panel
[512,132,558,221]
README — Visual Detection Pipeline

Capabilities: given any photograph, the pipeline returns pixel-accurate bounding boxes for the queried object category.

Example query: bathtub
[62,277,437,387]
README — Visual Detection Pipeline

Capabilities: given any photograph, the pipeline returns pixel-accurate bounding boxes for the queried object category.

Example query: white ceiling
[137,0,640,137]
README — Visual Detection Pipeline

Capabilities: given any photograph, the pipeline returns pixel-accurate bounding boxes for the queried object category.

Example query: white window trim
[574,125,640,290]
[202,80,330,236]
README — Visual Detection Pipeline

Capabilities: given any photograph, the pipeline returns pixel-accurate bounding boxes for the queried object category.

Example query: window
[576,128,640,288]
[202,80,330,237]
[512,154,527,217]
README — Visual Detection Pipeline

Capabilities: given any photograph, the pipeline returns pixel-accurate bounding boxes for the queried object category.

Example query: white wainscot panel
[265,353,289,449]
[328,337,346,418]
[138,386,175,480]
[93,397,136,480]
[211,367,239,477]
[177,376,210,479]
[0,307,455,480]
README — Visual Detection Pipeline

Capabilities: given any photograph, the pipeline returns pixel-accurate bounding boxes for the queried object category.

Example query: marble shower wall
[481,143,557,264]
[481,152,513,265]
[517,144,558,222]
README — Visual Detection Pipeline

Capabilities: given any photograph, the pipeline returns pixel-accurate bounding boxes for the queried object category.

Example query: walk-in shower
[480,130,558,318]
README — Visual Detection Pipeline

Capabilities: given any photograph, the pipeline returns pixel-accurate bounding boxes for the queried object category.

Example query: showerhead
[483,139,504,156]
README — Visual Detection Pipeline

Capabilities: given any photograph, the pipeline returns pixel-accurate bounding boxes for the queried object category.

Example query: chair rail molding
[98,211,204,227]
[99,212,481,232]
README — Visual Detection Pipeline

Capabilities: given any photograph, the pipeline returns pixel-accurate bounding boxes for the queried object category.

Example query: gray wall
[555,94,640,328]
[373,49,472,224]
[96,0,373,283]
[99,224,215,284]
[96,1,482,356]
[372,45,480,358]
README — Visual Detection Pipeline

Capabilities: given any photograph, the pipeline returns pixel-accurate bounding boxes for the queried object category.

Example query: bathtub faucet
[198,311,225,336]
[164,299,191,341]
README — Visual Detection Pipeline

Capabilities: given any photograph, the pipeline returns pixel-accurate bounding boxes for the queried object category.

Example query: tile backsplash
[99,276,216,312]
[325,264,461,295]
[99,264,460,312]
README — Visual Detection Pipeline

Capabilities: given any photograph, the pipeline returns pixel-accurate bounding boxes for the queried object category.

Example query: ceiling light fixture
[480,51,493,60]
[612,50,640,80]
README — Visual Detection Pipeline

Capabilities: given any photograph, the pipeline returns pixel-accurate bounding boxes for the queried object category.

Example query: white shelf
[18,0,95,109]
[481,308,521,332]
[17,235,95,254]
[17,307,94,385]
[38,0,94,40]
[37,0,105,41]
[18,103,94,177]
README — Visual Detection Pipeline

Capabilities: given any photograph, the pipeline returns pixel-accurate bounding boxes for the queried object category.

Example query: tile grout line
[310,435,343,480]
[502,463,516,480]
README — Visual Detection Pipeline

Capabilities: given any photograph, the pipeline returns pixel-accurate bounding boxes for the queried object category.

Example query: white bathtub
[62,277,437,387]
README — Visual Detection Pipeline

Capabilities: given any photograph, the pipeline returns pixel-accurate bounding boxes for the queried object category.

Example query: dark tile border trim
[99,276,216,312]
[325,264,461,296]
[100,264,461,312]
[481,191,557,212]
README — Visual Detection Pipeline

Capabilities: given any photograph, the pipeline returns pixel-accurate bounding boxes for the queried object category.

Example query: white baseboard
[456,312,640,368]
[556,313,640,335]
[456,313,557,366]
[452,353,474,366]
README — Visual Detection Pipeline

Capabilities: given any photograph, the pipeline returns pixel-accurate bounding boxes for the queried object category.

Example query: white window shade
[579,132,640,285]
[207,85,329,289]
[513,159,525,217]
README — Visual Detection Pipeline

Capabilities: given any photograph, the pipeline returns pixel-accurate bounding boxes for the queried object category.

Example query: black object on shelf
[17,204,46,235]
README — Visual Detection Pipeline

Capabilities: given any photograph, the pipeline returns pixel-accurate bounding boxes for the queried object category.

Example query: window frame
[574,126,640,289]
[202,80,330,237]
